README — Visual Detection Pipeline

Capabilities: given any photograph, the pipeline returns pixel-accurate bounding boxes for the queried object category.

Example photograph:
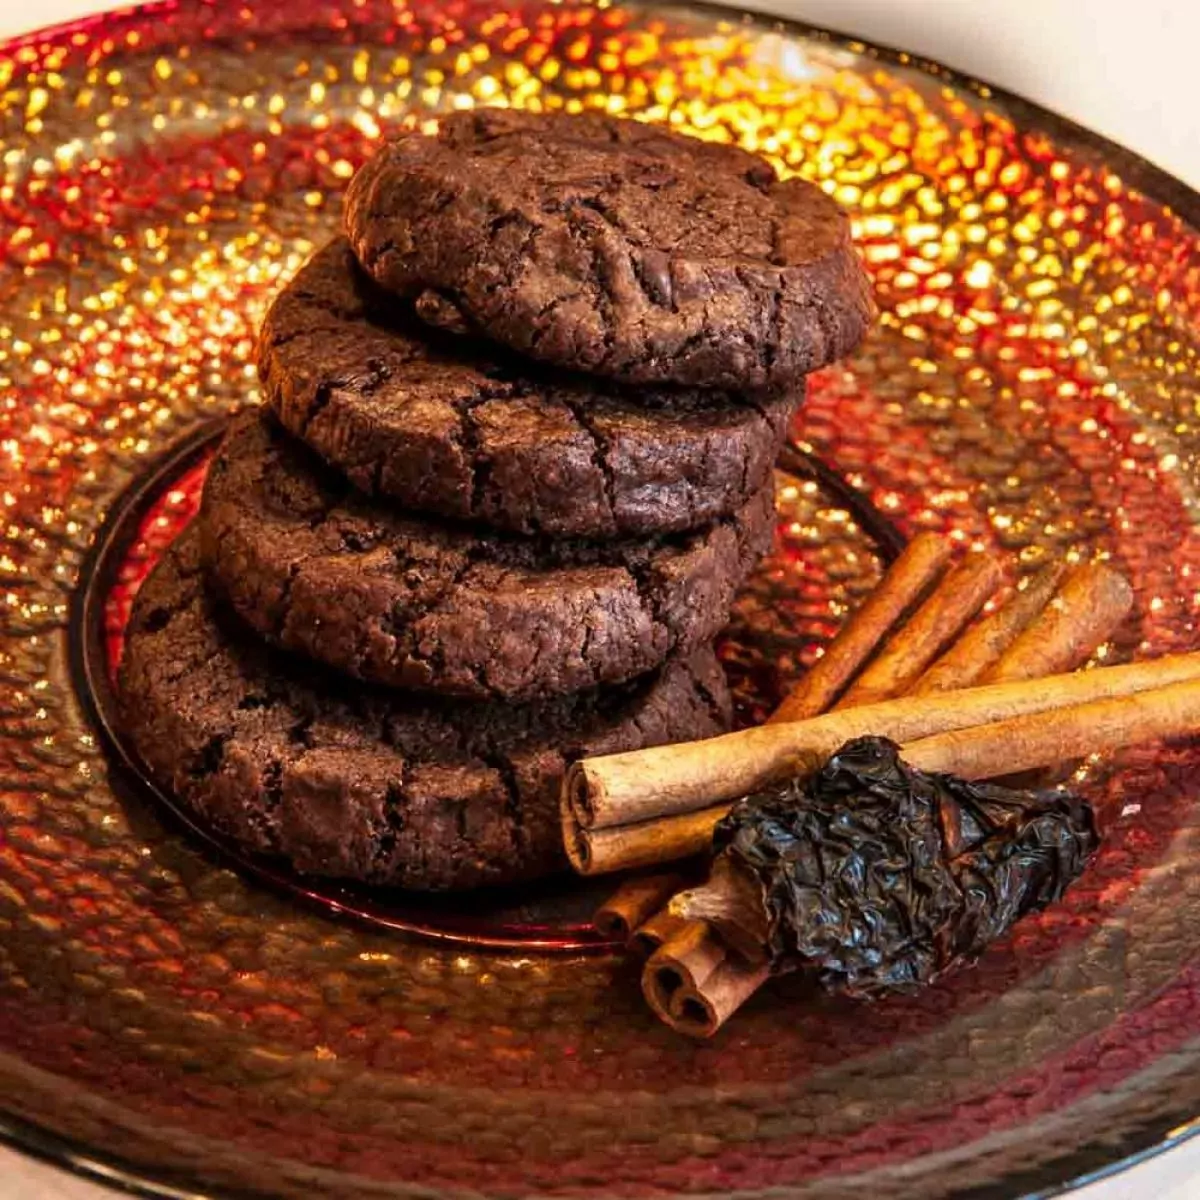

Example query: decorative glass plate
[1,1,1198,1196]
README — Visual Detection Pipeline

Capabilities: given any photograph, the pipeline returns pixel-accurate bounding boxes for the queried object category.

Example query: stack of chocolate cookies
[119,111,873,891]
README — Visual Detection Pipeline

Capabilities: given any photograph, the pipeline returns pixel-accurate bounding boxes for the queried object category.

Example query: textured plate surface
[1,1,1199,1197]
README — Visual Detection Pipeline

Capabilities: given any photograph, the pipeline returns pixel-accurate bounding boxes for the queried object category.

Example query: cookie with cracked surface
[260,239,800,537]
[118,529,731,891]
[199,411,774,701]
[344,108,874,391]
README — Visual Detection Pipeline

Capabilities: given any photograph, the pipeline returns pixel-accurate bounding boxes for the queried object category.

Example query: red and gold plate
[1,1,1199,1196]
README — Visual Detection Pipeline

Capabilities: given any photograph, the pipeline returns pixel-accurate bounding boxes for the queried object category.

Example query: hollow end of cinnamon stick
[564,761,596,827]
[644,937,772,1038]
[645,957,692,1024]
[629,910,690,959]
[670,961,773,1038]
[593,873,686,941]
[594,912,628,941]
[561,809,592,874]
[642,921,727,1022]
[668,989,723,1038]
[566,804,728,876]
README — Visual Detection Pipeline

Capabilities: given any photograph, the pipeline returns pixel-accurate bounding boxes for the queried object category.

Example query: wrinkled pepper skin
[714,737,1100,997]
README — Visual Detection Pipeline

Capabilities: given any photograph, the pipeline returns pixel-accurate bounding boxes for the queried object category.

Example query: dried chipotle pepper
[712,735,1101,997]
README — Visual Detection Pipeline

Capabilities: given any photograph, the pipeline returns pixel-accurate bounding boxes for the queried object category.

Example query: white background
[0,1,1198,1197]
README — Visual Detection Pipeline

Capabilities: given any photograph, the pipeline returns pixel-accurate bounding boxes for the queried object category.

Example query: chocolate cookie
[118,530,731,891]
[260,239,799,537]
[200,412,774,701]
[344,109,874,391]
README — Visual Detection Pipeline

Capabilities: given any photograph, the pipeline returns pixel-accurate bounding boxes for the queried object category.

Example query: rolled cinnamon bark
[835,551,1003,708]
[910,562,1067,695]
[902,675,1200,782]
[770,533,952,723]
[564,651,1200,844]
[629,909,690,959]
[641,920,727,1023]
[645,879,771,1037]
[660,958,771,1038]
[593,873,686,941]
[642,918,771,1038]
[566,804,730,875]
[982,561,1134,684]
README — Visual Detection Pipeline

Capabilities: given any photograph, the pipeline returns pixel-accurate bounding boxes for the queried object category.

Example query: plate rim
[2,0,1199,1197]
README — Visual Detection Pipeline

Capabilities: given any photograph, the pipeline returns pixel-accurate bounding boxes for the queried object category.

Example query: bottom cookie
[118,529,732,891]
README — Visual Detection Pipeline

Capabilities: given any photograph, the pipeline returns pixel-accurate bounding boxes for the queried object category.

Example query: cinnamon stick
[654,956,771,1039]
[564,651,1200,845]
[834,551,1003,708]
[910,562,1067,695]
[641,917,771,1037]
[770,533,953,723]
[982,561,1134,684]
[901,675,1200,782]
[593,872,685,941]
[629,909,690,959]
[641,920,728,1023]
[566,804,729,876]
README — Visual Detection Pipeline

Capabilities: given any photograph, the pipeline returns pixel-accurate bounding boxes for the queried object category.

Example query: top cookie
[344,109,874,391]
